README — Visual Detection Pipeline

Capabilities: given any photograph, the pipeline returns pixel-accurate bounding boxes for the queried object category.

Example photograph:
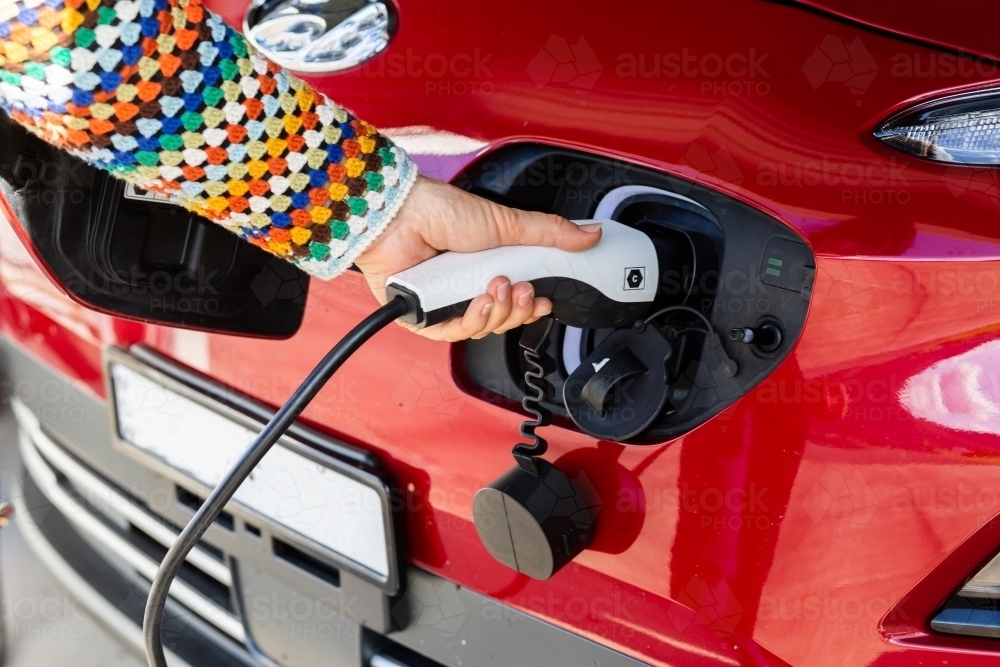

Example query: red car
[2,1,1000,665]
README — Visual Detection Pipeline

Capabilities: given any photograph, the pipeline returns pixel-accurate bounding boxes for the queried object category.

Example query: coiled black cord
[515,348,551,456]
[143,296,408,667]
[512,317,554,472]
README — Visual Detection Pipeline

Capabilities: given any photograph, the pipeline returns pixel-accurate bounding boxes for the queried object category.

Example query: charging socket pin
[730,322,784,354]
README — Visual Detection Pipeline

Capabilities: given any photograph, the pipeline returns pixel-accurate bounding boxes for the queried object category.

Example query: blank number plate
[107,356,394,585]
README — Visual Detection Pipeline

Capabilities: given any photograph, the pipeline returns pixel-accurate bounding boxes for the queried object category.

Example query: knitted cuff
[0,0,418,280]
[295,145,418,279]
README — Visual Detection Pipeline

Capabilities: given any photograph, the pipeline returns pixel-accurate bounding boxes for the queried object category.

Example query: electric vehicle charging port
[458,145,814,443]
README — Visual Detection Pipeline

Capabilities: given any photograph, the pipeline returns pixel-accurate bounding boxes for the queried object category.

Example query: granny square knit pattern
[0,0,417,278]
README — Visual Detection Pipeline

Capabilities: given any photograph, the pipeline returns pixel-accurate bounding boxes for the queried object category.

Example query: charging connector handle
[384,219,660,329]
[142,296,408,667]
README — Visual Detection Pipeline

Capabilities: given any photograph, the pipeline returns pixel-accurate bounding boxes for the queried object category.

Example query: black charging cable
[643,305,714,332]
[142,296,408,667]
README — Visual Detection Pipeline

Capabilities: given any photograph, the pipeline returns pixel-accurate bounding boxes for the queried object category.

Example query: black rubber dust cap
[473,459,599,580]
[563,324,673,441]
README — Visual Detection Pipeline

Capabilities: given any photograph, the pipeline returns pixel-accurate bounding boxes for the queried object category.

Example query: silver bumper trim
[11,493,194,667]
[14,399,245,642]
[14,398,232,586]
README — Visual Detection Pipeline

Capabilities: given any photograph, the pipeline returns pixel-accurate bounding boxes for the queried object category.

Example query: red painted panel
[794,0,1000,60]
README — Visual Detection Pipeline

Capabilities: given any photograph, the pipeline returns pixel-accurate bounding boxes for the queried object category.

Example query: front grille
[55,471,237,614]
[175,486,235,531]
[19,470,256,667]
[13,399,247,646]
[273,537,341,588]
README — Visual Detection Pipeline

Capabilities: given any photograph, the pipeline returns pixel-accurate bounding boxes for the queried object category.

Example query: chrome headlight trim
[874,87,1000,166]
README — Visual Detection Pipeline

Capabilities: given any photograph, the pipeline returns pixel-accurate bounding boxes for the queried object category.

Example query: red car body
[2,1,1000,665]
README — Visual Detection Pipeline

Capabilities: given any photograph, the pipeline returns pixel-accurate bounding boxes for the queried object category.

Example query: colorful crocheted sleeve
[0,0,417,279]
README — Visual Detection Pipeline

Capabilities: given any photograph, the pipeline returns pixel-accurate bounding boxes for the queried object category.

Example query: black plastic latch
[563,324,673,441]
[580,348,648,417]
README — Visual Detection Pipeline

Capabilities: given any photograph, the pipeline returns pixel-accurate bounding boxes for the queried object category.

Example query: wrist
[306,147,420,279]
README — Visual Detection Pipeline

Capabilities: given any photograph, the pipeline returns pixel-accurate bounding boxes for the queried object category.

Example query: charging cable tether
[473,316,599,581]
[512,317,555,473]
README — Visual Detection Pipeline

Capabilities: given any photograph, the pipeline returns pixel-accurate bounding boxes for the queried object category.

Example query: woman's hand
[355,176,602,342]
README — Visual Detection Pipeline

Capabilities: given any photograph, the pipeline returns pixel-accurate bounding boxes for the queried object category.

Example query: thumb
[492,206,603,251]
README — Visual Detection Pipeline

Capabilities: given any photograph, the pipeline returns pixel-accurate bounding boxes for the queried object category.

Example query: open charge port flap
[0,114,309,337]
[459,145,813,443]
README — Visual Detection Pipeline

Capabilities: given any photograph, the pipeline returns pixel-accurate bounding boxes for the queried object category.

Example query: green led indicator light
[765,268,781,276]
[767,257,783,267]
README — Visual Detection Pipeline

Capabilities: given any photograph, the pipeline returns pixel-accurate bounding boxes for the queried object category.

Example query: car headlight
[244,0,393,73]
[874,88,1000,165]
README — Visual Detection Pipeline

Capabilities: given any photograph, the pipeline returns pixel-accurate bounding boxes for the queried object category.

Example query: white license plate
[105,351,395,587]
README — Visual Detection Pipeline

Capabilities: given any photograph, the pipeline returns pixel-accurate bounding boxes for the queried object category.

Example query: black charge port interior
[457,145,814,443]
